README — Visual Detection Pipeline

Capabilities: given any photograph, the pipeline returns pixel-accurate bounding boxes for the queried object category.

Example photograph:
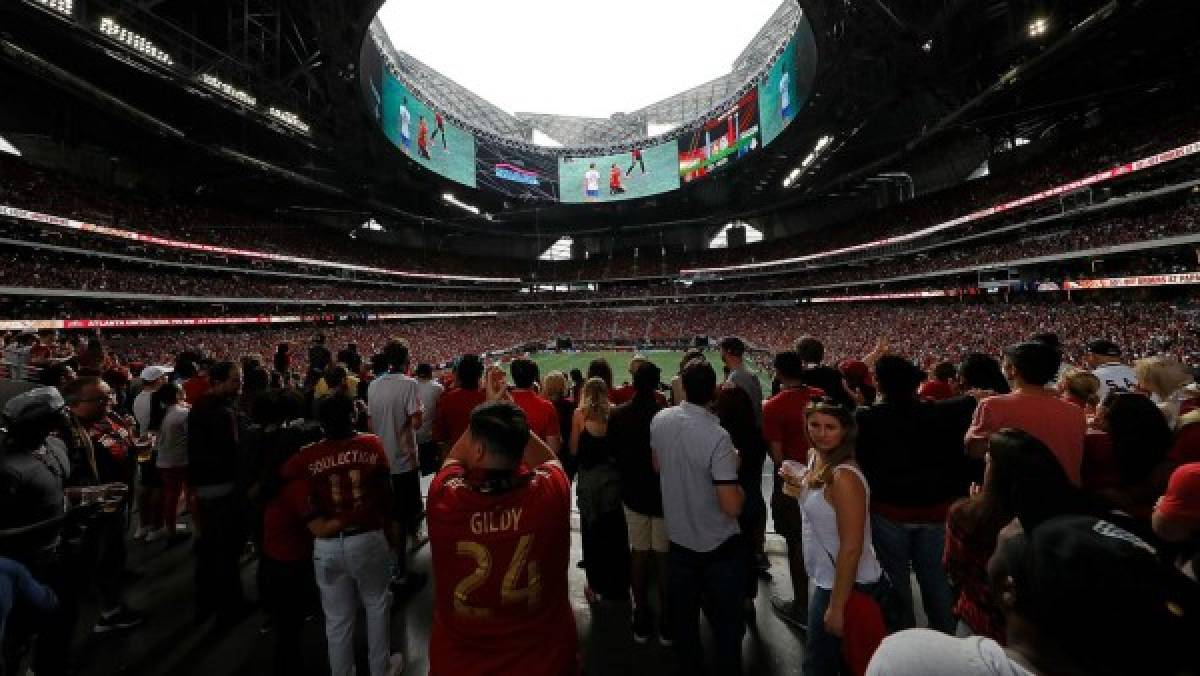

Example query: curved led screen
[361,12,817,203]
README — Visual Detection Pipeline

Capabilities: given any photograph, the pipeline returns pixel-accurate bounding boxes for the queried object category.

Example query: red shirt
[282,434,393,532]
[762,386,825,463]
[966,391,1086,485]
[262,479,313,562]
[433,387,486,445]
[183,375,210,404]
[418,120,429,147]
[1169,415,1200,465]
[918,380,955,401]
[1081,430,1120,493]
[610,385,666,407]
[609,167,621,188]
[1156,462,1200,521]
[511,390,561,443]
[427,462,577,676]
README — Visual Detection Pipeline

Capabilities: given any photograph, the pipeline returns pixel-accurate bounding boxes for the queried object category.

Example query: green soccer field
[505,350,770,393]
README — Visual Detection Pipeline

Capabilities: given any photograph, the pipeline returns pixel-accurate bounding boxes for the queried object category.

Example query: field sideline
[505,350,771,393]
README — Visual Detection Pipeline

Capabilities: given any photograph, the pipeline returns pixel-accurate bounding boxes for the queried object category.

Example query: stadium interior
[1,0,1199,674]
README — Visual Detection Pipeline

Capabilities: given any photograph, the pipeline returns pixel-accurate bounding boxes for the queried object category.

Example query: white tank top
[798,459,883,590]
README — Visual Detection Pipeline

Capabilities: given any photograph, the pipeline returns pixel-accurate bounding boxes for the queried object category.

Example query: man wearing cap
[966,342,1087,485]
[132,366,170,435]
[1084,339,1137,401]
[866,515,1200,675]
[1154,462,1200,581]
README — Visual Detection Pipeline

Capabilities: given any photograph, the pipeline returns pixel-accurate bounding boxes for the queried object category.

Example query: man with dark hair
[867,515,1200,675]
[426,401,576,675]
[610,362,669,644]
[433,355,486,453]
[966,343,1087,484]
[763,351,824,628]
[367,339,426,594]
[414,363,444,476]
[651,362,746,674]
[508,357,561,455]
[794,336,854,409]
[719,336,762,427]
[307,334,332,375]
[283,394,403,676]
[60,376,145,633]
[186,360,248,624]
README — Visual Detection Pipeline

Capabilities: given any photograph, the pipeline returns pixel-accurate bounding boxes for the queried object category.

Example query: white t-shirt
[779,71,790,111]
[367,373,424,474]
[133,389,155,435]
[155,404,190,469]
[399,106,411,139]
[584,169,600,192]
[415,378,444,444]
[1093,362,1137,401]
[867,630,1034,676]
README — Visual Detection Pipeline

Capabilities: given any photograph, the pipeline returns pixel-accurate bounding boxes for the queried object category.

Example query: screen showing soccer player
[557,139,679,203]
[381,71,478,188]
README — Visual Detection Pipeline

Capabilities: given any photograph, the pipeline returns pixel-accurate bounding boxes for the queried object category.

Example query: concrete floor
[65,468,817,676]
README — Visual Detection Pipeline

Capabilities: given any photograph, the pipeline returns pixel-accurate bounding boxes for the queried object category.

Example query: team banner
[809,290,955,303]
[0,311,501,331]
[557,140,680,203]
[381,70,478,187]
[1061,272,1200,290]
[679,88,760,183]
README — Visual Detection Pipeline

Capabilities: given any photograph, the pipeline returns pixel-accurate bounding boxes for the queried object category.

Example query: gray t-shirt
[650,402,741,552]
[866,630,1034,676]
[728,365,763,428]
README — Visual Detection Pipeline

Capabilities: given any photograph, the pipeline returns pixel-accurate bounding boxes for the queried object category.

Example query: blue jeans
[313,530,395,676]
[668,535,748,676]
[869,514,955,633]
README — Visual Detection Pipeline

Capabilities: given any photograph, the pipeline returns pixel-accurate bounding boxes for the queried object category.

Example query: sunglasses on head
[807,395,846,409]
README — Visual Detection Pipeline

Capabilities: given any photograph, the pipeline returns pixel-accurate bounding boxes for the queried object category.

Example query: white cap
[139,365,172,382]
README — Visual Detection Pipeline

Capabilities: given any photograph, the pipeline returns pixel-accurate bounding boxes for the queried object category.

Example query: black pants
[391,471,423,578]
[581,508,631,599]
[417,441,440,476]
[627,156,645,175]
[194,492,247,618]
[257,556,316,676]
[91,507,127,609]
[669,535,748,676]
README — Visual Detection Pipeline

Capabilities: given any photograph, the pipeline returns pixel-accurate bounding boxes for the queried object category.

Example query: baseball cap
[139,365,172,382]
[1156,462,1200,522]
[1086,339,1122,357]
[3,386,66,424]
[1006,514,1199,673]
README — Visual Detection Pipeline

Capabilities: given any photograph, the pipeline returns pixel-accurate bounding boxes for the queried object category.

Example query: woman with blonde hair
[571,376,629,602]
[1058,367,1102,413]
[781,399,893,675]
[1134,355,1193,428]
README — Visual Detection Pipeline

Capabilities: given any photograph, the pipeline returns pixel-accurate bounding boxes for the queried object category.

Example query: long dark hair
[1104,392,1173,485]
[148,383,183,433]
[986,428,1098,531]
[586,358,613,389]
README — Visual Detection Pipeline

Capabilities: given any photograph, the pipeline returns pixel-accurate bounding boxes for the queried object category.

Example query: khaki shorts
[624,507,669,553]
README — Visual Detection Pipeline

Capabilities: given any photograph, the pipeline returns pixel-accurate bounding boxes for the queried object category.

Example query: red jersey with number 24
[427,461,577,676]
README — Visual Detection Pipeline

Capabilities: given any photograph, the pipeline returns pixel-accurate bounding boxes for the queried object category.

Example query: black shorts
[391,470,423,531]
[417,441,440,476]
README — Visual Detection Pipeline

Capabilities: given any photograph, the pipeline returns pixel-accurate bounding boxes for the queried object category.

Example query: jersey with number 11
[427,462,577,676]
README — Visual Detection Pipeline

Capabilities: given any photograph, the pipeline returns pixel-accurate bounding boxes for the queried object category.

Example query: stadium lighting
[33,0,73,17]
[267,107,310,134]
[98,18,173,65]
[198,73,257,108]
[0,134,20,157]
[442,193,481,215]
[783,135,833,188]
[1027,17,1049,38]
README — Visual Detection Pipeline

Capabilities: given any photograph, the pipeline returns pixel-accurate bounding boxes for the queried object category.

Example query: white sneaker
[387,653,405,676]
[145,528,166,543]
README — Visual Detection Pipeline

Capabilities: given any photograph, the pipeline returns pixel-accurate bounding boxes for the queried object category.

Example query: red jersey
[435,112,444,126]
[433,387,486,445]
[609,166,621,188]
[182,375,210,405]
[418,120,429,147]
[510,390,561,442]
[282,433,393,532]
[262,479,313,562]
[918,380,956,401]
[610,385,666,407]
[762,386,825,463]
[427,462,577,676]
